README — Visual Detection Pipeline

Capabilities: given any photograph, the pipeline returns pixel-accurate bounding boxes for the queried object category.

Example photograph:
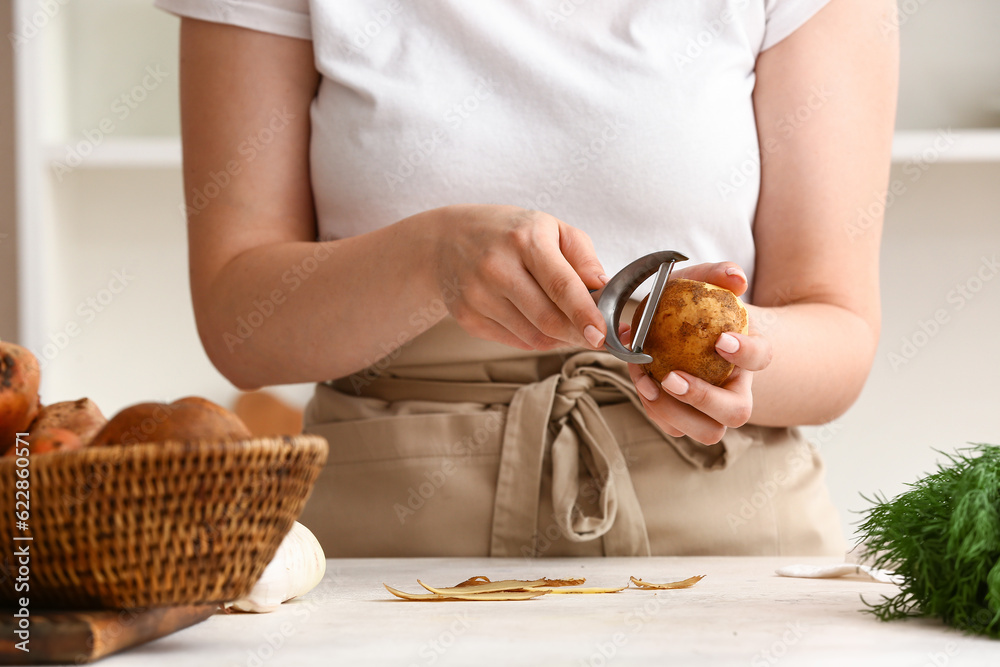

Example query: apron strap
[489,354,651,557]
[551,355,652,556]
[488,374,559,557]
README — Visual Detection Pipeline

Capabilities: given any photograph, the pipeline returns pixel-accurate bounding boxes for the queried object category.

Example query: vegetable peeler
[596,251,688,364]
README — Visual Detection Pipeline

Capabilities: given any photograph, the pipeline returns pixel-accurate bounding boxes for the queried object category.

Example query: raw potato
[0,341,41,455]
[631,278,748,386]
[89,396,251,446]
[231,522,326,613]
[28,398,107,446]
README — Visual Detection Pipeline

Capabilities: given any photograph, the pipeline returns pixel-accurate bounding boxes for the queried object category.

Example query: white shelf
[38,130,1000,171]
[45,136,181,170]
[891,129,1000,163]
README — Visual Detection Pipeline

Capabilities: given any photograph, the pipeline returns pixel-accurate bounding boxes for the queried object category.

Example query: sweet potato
[89,397,252,447]
[0,341,41,455]
[28,398,107,446]
[29,427,85,455]
[173,396,253,438]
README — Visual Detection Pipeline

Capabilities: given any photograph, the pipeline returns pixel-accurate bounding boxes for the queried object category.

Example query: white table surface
[94,557,997,667]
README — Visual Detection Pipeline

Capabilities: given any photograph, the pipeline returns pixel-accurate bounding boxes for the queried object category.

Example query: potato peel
[384,584,546,601]
[531,585,627,594]
[420,579,548,594]
[423,577,587,595]
[629,575,705,590]
[537,578,587,587]
[452,576,493,588]
[386,575,703,601]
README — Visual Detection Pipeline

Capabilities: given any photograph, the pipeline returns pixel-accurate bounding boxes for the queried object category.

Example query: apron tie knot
[489,352,652,557]
[551,374,595,420]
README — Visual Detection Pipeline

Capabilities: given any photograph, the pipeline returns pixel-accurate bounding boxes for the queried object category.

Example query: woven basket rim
[0,433,328,609]
[0,433,329,470]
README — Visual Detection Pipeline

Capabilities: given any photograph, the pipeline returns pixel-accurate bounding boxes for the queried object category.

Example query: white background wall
[0,4,17,341]
[804,162,1000,542]
[801,0,1000,542]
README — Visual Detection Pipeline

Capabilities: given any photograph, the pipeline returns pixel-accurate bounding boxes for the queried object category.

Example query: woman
[157,0,898,557]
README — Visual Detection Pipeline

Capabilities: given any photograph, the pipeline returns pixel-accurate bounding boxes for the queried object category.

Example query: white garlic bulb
[231,521,326,613]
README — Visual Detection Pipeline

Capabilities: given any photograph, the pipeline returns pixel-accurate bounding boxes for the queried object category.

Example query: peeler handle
[597,251,688,364]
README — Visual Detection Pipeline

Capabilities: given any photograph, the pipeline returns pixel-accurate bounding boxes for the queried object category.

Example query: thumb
[672,261,749,298]
[558,221,608,290]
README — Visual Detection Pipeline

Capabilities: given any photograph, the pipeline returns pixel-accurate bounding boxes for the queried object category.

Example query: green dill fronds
[856,444,1000,638]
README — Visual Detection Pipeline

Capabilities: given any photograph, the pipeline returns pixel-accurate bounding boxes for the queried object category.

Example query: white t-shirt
[156,0,831,297]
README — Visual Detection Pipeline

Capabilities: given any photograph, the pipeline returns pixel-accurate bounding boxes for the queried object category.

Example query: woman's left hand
[623,262,772,445]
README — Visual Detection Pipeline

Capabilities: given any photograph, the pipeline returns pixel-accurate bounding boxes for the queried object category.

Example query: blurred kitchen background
[1,0,998,544]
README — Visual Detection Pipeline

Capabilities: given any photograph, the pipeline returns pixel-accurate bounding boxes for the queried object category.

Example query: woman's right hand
[424,204,609,352]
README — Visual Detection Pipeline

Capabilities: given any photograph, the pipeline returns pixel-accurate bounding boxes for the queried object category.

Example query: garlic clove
[231,521,326,613]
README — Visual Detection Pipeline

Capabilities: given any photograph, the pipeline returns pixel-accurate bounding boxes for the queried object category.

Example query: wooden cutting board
[0,605,219,664]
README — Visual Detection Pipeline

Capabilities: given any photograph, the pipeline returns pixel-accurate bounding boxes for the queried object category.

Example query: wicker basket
[0,435,328,609]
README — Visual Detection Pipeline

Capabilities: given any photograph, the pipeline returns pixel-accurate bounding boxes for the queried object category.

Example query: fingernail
[584,324,605,348]
[618,324,631,346]
[725,266,746,281]
[599,274,610,285]
[637,375,660,401]
[716,332,740,354]
[663,372,689,395]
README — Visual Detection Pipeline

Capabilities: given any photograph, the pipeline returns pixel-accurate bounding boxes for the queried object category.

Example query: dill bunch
[856,444,1000,638]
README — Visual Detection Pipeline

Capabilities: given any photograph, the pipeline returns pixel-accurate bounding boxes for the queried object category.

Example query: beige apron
[300,315,846,558]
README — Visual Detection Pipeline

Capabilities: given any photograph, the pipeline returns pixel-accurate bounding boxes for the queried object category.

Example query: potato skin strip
[453,576,493,587]
[387,575,698,600]
[531,586,627,594]
[537,578,586,587]
[427,577,587,594]
[629,575,705,590]
[384,584,546,601]
[422,579,548,594]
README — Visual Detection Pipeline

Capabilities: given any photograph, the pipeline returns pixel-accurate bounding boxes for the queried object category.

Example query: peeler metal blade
[597,251,688,364]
